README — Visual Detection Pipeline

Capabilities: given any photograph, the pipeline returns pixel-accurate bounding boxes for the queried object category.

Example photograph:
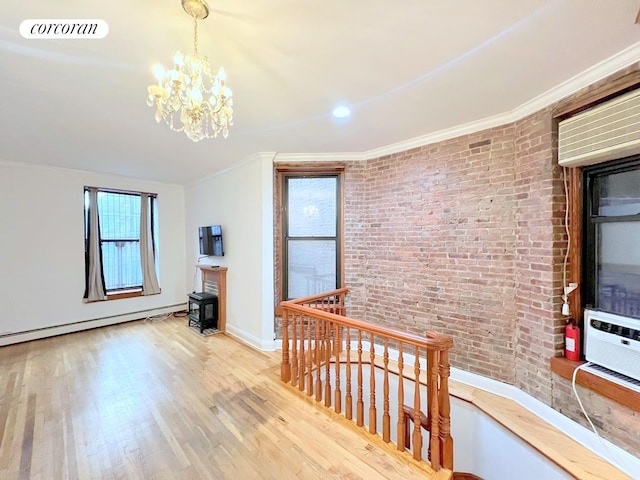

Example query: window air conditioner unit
[558,88,640,167]
[584,309,640,383]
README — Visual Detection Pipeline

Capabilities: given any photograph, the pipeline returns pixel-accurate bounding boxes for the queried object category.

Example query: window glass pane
[98,192,141,239]
[287,240,336,298]
[101,240,142,290]
[288,177,336,237]
[597,222,640,318]
[596,167,640,216]
[96,192,142,290]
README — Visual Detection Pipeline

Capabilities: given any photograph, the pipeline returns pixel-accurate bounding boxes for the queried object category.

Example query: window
[84,187,160,299]
[282,174,342,300]
[583,157,640,319]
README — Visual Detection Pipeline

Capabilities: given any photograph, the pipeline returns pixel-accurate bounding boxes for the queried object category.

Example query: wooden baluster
[304,315,313,396]
[439,349,453,470]
[369,333,377,434]
[426,345,433,432]
[325,320,332,407]
[316,303,323,373]
[307,316,313,397]
[315,317,322,401]
[429,350,441,470]
[345,327,352,420]
[356,330,364,427]
[281,309,290,382]
[396,343,405,451]
[382,338,390,442]
[412,347,422,461]
[290,313,298,387]
[334,322,342,414]
[404,409,412,452]
[299,316,306,392]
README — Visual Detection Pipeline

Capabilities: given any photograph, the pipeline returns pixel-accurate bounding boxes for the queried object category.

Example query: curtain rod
[84,186,158,197]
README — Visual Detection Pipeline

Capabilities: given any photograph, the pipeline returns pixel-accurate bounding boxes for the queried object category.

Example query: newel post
[281,309,291,382]
[438,348,453,470]
[428,350,440,470]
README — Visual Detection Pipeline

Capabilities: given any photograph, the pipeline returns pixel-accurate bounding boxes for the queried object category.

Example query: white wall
[185,153,275,350]
[0,161,187,338]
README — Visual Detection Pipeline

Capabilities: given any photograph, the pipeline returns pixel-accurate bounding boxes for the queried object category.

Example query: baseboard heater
[584,309,640,388]
[0,303,187,346]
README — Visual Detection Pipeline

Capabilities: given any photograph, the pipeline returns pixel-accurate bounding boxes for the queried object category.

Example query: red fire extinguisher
[565,319,581,361]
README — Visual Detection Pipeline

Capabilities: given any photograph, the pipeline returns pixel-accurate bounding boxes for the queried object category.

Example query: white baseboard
[0,303,187,347]
[226,324,276,351]
[450,367,640,479]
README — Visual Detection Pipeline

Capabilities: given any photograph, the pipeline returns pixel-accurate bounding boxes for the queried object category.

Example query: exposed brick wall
[348,130,519,383]
[273,167,282,309]
[512,108,566,404]
[273,65,640,456]
[342,161,368,320]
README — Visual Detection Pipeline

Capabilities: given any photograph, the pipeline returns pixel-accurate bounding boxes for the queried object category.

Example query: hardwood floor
[0,317,435,480]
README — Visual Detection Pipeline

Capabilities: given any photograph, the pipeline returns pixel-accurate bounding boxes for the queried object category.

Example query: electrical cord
[562,166,571,313]
[144,313,173,322]
[571,362,627,473]
[571,363,599,436]
[192,255,209,292]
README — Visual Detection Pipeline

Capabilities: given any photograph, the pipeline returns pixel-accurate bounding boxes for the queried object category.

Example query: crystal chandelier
[146,0,233,142]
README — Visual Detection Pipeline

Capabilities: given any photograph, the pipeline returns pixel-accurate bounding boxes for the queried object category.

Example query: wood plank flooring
[0,317,434,480]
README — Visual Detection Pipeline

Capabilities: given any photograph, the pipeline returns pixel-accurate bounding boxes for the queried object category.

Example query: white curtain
[140,193,161,295]
[84,187,106,301]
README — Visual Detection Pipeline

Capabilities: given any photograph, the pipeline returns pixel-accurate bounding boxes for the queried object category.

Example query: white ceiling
[1,0,639,184]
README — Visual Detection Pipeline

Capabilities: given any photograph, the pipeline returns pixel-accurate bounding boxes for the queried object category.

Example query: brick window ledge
[550,357,640,413]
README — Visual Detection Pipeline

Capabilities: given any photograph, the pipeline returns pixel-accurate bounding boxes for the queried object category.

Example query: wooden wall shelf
[550,357,640,413]
[197,265,227,333]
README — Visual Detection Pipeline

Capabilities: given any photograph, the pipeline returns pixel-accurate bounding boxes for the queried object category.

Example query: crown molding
[273,152,366,163]
[270,42,640,164]
[187,151,277,187]
[516,41,640,119]
[0,159,184,188]
[362,110,516,160]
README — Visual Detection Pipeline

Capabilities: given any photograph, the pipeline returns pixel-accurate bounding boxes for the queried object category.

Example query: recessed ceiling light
[332,105,351,119]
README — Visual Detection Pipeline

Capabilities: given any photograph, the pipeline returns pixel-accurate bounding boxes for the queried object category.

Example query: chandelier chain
[193,17,198,54]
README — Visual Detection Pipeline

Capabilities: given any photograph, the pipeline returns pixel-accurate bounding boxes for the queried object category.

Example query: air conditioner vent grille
[558,88,640,167]
[582,363,640,394]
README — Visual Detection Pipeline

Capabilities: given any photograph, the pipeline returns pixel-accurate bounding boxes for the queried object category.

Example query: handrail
[279,288,454,475]
[281,301,453,351]
[283,287,349,305]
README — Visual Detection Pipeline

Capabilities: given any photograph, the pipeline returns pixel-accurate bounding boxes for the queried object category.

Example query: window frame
[582,156,640,315]
[282,172,342,301]
[550,69,640,409]
[275,166,345,307]
[83,187,158,299]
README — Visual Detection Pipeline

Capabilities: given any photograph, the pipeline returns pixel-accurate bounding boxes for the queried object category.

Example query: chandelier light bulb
[146,0,233,142]
[189,88,203,106]
[153,64,165,81]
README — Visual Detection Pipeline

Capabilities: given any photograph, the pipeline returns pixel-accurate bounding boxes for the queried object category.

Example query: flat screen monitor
[199,225,224,256]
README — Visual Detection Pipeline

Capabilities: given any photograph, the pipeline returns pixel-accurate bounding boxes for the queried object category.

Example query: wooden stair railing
[280,288,454,474]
